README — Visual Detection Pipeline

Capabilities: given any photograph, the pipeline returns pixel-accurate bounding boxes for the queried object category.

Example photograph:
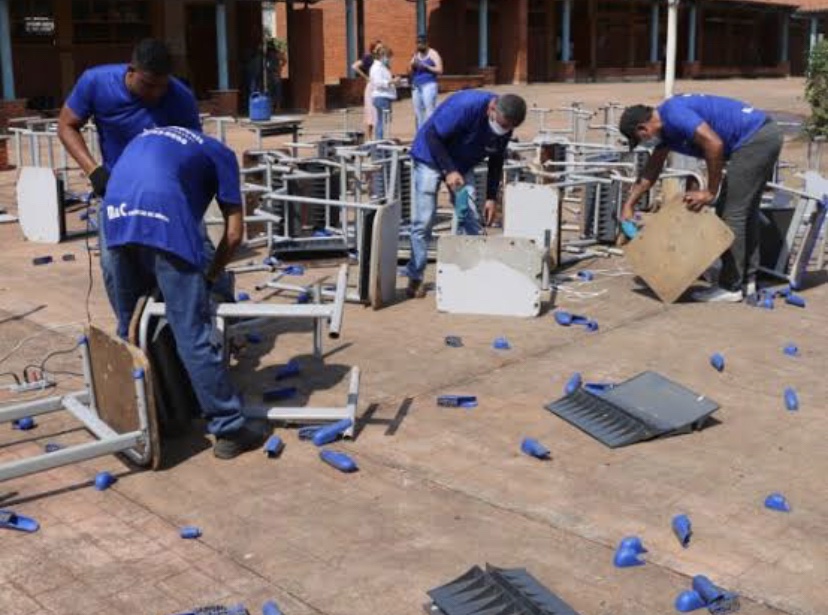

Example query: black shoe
[213,421,270,460]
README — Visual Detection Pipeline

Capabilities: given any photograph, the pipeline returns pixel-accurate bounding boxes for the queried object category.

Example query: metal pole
[479,0,489,68]
[810,16,819,54]
[216,0,229,90]
[687,2,697,63]
[346,0,357,78]
[665,0,679,98]
[650,1,660,64]
[780,13,790,64]
[562,0,572,63]
[417,0,427,39]
[0,0,14,100]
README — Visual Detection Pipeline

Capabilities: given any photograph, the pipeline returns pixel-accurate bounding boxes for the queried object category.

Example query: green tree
[805,39,828,137]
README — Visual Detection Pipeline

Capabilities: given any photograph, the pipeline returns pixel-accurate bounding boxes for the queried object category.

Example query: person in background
[352,40,384,140]
[265,41,285,110]
[404,91,527,298]
[369,48,400,140]
[409,35,443,130]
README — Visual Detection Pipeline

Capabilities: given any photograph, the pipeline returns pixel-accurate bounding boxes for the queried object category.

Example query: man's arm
[57,105,97,176]
[206,207,243,283]
[685,122,725,211]
[428,50,444,75]
[620,146,669,220]
[352,59,369,80]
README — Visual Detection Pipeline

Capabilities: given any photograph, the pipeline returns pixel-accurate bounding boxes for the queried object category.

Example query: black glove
[89,166,110,198]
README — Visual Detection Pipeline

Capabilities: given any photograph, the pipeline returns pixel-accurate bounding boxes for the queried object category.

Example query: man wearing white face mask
[619,95,782,303]
[404,90,527,298]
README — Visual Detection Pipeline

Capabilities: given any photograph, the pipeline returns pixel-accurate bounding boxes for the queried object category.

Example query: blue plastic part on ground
[764,492,791,512]
[263,435,285,458]
[437,395,478,408]
[521,437,551,459]
[672,514,692,548]
[319,449,359,473]
[180,526,202,539]
[675,590,707,612]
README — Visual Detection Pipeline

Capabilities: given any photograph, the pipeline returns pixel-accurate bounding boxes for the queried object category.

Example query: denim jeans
[373,96,392,140]
[405,161,480,281]
[108,244,246,437]
[412,81,438,130]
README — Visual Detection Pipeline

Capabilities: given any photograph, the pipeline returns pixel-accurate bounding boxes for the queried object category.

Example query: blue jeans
[412,81,438,130]
[108,244,246,437]
[405,162,480,281]
[373,97,392,140]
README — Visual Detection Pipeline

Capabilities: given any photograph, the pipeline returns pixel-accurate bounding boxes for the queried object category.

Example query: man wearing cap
[405,90,527,298]
[618,94,782,303]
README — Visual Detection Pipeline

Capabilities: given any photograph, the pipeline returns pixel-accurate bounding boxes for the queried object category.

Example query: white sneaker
[691,286,744,303]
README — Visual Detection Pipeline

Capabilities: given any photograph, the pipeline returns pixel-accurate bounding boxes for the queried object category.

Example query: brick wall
[288,8,327,113]
[0,99,30,171]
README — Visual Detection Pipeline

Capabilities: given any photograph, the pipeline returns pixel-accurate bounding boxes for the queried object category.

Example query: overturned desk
[241,115,304,148]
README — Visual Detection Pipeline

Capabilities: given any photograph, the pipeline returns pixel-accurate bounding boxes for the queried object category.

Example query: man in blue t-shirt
[619,94,782,303]
[58,39,202,313]
[103,126,268,460]
[405,90,527,298]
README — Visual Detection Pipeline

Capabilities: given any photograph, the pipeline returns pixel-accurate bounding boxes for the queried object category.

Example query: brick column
[0,99,29,171]
[555,61,576,82]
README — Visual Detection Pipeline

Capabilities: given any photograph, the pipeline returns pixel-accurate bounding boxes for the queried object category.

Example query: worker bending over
[102,127,267,460]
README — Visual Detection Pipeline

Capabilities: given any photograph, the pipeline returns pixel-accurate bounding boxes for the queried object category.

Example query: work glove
[89,165,110,198]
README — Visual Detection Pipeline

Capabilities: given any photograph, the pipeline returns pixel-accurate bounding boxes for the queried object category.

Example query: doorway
[185,3,217,99]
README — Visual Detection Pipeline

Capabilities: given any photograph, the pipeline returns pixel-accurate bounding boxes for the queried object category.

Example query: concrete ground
[0,78,826,615]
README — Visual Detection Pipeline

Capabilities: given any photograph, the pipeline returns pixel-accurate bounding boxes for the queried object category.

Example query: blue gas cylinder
[249,92,271,121]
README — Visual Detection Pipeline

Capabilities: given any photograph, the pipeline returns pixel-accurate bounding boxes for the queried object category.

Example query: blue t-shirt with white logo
[658,94,767,159]
[103,127,241,269]
[66,64,201,170]
[410,89,510,174]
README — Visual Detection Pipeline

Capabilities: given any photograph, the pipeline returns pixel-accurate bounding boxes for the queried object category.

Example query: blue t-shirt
[103,127,241,269]
[411,54,437,87]
[658,94,767,159]
[410,89,510,174]
[66,64,201,170]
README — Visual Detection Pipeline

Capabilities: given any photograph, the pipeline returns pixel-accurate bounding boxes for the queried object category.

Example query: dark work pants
[717,121,783,292]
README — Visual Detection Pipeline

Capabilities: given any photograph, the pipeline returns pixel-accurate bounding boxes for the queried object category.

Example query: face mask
[417,45,427,53]
[381,57,390,67]
[640,136,661,149]
[489,115,509,136]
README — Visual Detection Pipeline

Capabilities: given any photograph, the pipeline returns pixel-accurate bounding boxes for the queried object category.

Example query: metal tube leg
[313,284,323,358]
[329,264,348,339]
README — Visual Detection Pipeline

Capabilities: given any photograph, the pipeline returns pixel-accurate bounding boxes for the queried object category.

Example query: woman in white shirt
[369,49,400,140]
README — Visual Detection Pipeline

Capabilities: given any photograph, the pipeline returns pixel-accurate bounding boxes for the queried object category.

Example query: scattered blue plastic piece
[44,442,63,453]
[492,337,511,350]
[785,293,806,308]
[311,419,353,447]
[237,292,251,302]
[445,335,463,348]
[262,600,284,615]
[764,492,791,512]
[264,435,284,458]
[282,265,305,276]
[554,310,598,332]
[274,359,301,380]
[94,471,117,491]
[692,575,740,615]
[245,333,263,344]
[12,417,36,430]
[618,536,647,554]
[564,372,582,396]
[520,437,551,460]
[613,546,645,568]
[312,229,334,238]
[783,343,799,357]
[583,382,615,395]
[320,450,359,473]
[296,292,311,304]
[747,290,774,309]
[675,590,707,612]
[180,526,202,539]
[710,353,725,372]
[0,510,40,533]
[577,270,595,281]
[263,387,297,402]
[32,256,53,266]
[621,220,639,239]
[437,395,478,408]
[784,387,799,412]
[263,256,280,267]
[672,514,692,548]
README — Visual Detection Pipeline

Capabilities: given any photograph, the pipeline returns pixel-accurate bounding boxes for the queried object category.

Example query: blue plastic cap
[94,471,117,491]
[692,575,723,603]
[13,417,36,431]
[577,270,595,281]
[132,368,145,380]
[564,372,582,396]
[672,513,692,548]
[783,343,799,357]
[180,525,202,539]
[675,590,707,612]
[710,353,725,372]
[554,310,573,326]
[613,546,645,568]
[262,600,284,615]
[585,320,599,332]
[237,292,251,302]
[264,435,284,458]
[784,387,799,411]
[764,492,791,512]
[618,535,647,554]
[520,437,551,459]
[492,337,511,350]
[621,220,638,239]
[77,334,88,345]
[44,442,63,453]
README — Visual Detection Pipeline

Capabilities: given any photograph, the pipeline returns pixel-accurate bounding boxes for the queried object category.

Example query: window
[10,0,55,42]
[72,0,152,44]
